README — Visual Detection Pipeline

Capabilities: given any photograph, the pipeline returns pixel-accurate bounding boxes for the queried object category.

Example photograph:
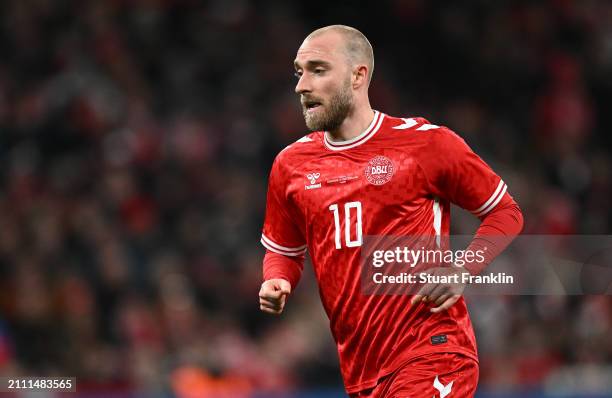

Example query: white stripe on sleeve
[472,180,507,217]
[261,234,307,256]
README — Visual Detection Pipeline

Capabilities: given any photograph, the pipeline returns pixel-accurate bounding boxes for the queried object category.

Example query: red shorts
[350,352,479,398]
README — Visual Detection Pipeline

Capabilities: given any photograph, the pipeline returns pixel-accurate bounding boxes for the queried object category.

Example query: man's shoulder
[383,114,442,133]
[382,114,461,144]
[274,131,323,165]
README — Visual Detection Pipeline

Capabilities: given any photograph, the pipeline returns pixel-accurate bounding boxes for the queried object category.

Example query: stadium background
[0,0,611,397]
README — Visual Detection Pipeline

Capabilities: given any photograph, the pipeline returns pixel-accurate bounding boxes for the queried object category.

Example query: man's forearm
[464,194,524,275]
[263,250,305,289]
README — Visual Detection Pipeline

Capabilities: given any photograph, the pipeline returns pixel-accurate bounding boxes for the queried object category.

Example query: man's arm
[259,154,307,315]
[411,193,523,312]
[411,126,524,312]
[259,251,305,315]
[464,193,524,276]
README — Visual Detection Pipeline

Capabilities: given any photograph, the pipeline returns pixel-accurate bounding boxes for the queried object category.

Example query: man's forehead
[295,33,343,63]
[294,48,332,66]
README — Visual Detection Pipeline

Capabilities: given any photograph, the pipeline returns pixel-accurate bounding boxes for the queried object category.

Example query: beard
[302,79,353,132]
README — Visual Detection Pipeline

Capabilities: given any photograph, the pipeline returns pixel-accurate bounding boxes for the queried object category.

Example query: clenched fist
[259,278,291,315]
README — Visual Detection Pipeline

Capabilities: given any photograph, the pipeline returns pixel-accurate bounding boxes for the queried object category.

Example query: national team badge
[365,156,394,186]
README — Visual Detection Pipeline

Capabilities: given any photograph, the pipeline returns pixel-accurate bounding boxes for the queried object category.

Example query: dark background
[0,0,610,397]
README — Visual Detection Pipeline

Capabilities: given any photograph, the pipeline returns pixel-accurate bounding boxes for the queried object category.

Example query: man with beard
[258,25,523,397]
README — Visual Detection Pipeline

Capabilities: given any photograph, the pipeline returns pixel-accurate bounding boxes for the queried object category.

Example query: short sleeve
[420,127,508,218]
[260,156,307,256]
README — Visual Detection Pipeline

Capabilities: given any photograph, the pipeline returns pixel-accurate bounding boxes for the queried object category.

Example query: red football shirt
[261,111,509,393]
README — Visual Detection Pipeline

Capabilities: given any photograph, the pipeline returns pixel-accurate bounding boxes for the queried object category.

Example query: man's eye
[294,72,302,79]
[314,69,325,74]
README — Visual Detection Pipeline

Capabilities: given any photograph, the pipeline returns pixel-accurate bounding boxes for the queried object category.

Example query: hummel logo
[305,172,321,190]
[433,375,453,398]
[306,172,320,185]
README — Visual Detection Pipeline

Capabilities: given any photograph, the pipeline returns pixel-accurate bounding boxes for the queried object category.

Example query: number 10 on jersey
[329,201,363,249]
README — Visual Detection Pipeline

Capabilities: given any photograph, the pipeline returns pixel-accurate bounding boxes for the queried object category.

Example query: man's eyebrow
[293,59,332,69]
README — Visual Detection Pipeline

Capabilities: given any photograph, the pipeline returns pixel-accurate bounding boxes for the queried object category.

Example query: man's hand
[259,278,292,315]
[410,267,466,313]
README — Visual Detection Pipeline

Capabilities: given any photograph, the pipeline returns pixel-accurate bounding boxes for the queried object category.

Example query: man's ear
[353,65,369,89]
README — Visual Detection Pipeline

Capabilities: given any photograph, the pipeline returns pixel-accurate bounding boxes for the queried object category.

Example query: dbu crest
[365,156,394,185]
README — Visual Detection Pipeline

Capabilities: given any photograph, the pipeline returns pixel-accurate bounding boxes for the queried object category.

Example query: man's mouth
[303,100,322,111]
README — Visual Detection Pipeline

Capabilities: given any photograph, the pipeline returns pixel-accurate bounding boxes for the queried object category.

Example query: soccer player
[258,25,523,397]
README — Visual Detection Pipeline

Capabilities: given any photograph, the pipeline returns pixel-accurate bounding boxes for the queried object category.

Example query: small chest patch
[431,334,448,345]
[364,156,395,186]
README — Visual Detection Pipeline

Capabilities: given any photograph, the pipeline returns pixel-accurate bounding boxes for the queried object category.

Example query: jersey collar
[324,110,385,151]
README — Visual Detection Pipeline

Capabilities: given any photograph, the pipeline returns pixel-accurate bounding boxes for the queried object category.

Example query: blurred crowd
[0,0,611,396]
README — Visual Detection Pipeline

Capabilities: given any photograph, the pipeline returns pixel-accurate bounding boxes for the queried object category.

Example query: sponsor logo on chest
[365,156,395,185]
[305,172,321,190]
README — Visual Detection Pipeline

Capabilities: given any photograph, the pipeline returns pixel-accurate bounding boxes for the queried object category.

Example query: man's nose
[295,74,311,95]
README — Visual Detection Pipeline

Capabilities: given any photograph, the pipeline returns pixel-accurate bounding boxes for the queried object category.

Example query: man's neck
[327,106,375,142]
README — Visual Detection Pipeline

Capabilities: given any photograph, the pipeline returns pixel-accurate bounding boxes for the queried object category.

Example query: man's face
[294,33,354,132]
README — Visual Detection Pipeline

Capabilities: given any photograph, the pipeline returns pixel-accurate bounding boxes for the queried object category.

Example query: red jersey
[261,111,509,393]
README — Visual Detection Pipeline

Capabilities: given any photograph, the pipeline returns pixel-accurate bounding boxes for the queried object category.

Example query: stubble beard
[302,79,353,132]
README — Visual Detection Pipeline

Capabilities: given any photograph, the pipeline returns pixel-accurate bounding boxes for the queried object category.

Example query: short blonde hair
[307,25,374,84]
